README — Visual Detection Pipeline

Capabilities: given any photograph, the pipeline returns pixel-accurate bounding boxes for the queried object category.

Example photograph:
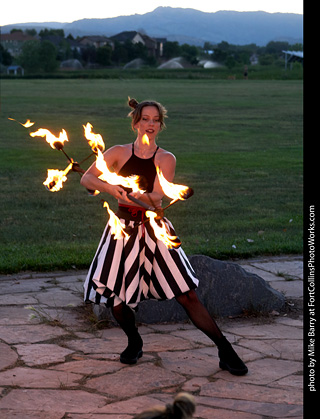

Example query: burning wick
[8,118,35,128]
[142,134,150,145]
[146,211,181,249]
[156,166,192,203]
[83,122,105,153]
[29,128,75,163]
[103,201,129,240]
[43,162,73,192]
[30,128,69,150]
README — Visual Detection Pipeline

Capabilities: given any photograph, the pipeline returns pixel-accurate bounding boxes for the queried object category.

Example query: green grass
[0,78,303,273]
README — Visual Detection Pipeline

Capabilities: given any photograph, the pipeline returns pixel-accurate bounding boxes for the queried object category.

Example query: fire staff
[80,98,248,375]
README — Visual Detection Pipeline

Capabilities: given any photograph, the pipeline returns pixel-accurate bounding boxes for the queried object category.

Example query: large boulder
[93,255,285,323]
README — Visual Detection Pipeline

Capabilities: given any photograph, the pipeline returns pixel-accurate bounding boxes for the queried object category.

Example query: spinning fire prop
[9,118,193,248]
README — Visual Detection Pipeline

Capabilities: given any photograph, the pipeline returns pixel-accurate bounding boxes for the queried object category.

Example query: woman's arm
[80,145,131,201]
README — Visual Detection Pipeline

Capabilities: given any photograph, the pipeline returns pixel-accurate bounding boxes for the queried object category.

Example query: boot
[217,336,248,376]
[111,303,143,365]
[120,331,143,364]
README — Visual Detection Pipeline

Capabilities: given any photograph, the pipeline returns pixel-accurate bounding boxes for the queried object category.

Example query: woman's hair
[133,392,196,419]
[128,97,167,131]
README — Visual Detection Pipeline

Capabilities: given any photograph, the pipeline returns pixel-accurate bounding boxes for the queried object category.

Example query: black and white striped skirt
[83,204,199,308]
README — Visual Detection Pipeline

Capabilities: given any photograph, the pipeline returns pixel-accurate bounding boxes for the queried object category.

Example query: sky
[0,1,303,27]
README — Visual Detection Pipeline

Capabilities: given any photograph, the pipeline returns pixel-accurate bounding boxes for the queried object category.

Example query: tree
[18,40,41,73]
[0,44,13,66]
[39,40,58,72]
[112,41,128,65]
[18,40,58,73]
[181,44,199,64]
[163,41,181,59]
[265,41,289,55]
[96,45,112,66]
[25,29,37,36]
[39,28,65,38]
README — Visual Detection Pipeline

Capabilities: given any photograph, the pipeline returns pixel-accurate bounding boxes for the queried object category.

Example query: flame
[30,128,68,149]
[142,134,150,145]
[96,149,143,193]
[103,201,129,240]
[8,118,35,128]
[156,167,189,203]
[43,162,73,192]
[83,122,105,153]
[146,211,180,249]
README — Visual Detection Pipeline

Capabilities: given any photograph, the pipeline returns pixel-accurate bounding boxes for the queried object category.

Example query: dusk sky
[0,1,303,26]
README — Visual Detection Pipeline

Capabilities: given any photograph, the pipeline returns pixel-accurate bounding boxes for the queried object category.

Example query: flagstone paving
[0,255,303,418]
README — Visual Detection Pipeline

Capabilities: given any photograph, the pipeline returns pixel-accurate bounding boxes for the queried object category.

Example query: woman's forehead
[141,105,159,116]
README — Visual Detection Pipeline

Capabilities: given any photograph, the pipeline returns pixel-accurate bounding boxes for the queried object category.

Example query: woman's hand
[108,185,128,201]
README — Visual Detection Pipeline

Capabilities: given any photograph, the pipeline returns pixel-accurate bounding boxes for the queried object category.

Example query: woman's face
[134,106,161,141]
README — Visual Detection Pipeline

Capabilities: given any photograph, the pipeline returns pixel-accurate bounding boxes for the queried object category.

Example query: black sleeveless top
[118,143,159,193]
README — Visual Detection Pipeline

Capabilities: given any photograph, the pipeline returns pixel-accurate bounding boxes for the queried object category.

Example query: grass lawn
[0,78,303,273]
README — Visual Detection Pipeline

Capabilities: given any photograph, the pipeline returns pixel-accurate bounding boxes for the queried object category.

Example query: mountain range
[1,7,303,46]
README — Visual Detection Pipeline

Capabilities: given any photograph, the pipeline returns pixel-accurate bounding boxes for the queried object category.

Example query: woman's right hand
[107,184,128,201]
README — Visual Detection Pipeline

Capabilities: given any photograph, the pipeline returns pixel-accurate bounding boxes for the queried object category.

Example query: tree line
[0,28,303,74]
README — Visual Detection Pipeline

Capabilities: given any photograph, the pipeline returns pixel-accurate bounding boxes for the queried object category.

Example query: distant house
[79,36,114,50]
[7,65,24,75]
[282,50,303,70]
[111,31,166,57]
[41,35,81,53]
[0,32,38,56]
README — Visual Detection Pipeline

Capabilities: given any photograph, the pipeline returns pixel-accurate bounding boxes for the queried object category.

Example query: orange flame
[156,167,189,203]
[142,134,150,145]
[146,211,180,249]
[96,149,143,193]
[83,122,105,153]
[103,201,129,240]
[8,118,35,128]
[43,162,73,192]
[30,128,68,149]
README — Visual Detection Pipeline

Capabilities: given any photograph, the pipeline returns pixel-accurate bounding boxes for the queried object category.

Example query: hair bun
[128,97,139,109]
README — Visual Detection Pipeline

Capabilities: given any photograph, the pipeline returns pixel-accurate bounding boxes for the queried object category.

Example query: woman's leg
[111,302,143,364]
[175,290,224,343]
[176,290,248,375]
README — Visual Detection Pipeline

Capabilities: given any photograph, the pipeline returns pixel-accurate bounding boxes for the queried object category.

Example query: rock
[93,255,285,323]
[189,255,285,317]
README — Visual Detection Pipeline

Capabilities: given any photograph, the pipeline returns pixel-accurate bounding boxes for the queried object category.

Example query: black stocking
[111,302,139,340]
[176,290,224,345]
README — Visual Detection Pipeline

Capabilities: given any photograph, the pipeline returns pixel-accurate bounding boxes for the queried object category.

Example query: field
[0,77,303,273]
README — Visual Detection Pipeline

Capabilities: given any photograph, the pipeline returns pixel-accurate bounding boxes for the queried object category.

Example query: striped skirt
[83,204,199,308]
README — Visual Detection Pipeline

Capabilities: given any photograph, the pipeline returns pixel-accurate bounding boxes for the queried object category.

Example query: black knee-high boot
[111,303,143,364]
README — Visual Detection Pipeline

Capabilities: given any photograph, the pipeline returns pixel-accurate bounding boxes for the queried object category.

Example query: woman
[81,98,248,375]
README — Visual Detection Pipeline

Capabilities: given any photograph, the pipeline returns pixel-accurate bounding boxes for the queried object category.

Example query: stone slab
[85,363,186,399]
[0,367,83,388]
[0,324,68,344]
[0,389,109,414]
[15,343,75,366]
[0,342,18,371]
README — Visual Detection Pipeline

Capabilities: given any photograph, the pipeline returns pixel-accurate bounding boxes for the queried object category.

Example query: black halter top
[118,143,159,193]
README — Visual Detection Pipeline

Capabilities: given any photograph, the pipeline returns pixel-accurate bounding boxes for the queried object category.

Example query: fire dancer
[81,98,248,375]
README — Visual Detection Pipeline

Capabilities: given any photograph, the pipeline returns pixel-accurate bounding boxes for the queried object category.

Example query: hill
[1,7,303,46]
